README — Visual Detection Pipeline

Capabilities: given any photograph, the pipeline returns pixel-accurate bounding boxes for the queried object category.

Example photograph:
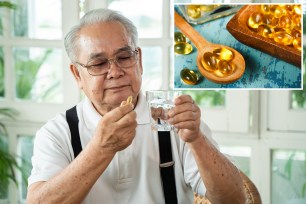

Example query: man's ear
[70,64,83,89]
[137,47,143,75]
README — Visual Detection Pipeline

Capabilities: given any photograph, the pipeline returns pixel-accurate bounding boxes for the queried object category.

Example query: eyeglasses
[75,49,139,76]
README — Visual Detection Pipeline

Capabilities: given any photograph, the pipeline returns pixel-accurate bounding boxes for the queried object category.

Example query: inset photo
[173,4,303,89]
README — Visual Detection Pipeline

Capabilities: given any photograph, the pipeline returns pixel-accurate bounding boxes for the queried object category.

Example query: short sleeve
[28,114,73,186]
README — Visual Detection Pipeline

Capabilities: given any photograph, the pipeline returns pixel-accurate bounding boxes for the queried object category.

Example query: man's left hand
[168,94,202,143]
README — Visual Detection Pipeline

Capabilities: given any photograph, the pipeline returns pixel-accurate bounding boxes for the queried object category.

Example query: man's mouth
[106,85,129,91]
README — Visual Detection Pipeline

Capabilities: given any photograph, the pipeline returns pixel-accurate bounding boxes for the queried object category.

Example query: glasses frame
[74,49,139,76]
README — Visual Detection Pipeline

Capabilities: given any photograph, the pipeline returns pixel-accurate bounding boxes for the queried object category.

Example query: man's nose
[106,59,124,79]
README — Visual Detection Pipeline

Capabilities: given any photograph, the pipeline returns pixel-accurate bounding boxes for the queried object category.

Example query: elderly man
[27,8,246,204]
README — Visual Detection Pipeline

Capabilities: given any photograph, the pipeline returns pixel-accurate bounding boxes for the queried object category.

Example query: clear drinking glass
[146,90,182,131]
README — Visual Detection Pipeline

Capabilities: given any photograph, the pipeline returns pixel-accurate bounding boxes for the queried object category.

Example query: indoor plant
[0,108,23,199]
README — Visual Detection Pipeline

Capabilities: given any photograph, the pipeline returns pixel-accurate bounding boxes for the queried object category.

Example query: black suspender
[65,106,178,203]
[66,106,82,158]
[158,131,178,204]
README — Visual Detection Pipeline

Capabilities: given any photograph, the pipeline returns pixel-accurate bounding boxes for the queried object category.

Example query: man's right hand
[93,102,137,154]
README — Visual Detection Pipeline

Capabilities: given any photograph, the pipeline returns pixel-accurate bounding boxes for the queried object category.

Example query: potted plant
[0,108,25,199]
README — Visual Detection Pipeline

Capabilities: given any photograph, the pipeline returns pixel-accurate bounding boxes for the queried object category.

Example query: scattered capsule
[213,48,234,61]
[248,12,264,29]
[174,42,193,55]
[262,14,279,27]
[218,60,234,75]
[270,5,286,18]
[258,24,274,38]
[290,28,301,38]
[180,68,200,85]
[201,52,218,72]
[187,5,201,19]
[273,31,294,45]
[261,5,270,14]
[200,5,217,12]
[293,5,302,15]
[174,32,186,43]
[291,14,301,27]
[278,16,291,28]
[274,27,286,33]
[280,5,293,12]
[293,37,301,51]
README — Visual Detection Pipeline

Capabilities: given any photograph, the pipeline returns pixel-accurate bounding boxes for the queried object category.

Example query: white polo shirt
[29,91,217,204]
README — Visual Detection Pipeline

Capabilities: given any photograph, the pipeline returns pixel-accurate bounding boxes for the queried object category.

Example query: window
[271,149,306,204]
[13,47,63,103]
[220,146,251,176]
[17,135,33,201]
[183,90,250,133]
[105,0,171,91]
[0,0,79,123]
[0,0,78,202]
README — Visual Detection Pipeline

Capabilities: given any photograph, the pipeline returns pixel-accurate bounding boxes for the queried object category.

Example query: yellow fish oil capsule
[248,12,264,29]
[187,5,201,19]
[258,24,274,38]
[273,31,294,45]
[262,14,279,27]
[290,28,301,38]
[200,5,217,12]
[270,5,286,18]
[293,5,301,15]
[201,52,218,72]
[278,16,291,28]
[218,60,234,76]
[280,5,293,12]
[180,68,200,85]
[174,32,186,43]
[292,14,301,27]
[127,96,133,104]
[261,5,270,14]
[293,37,301,51]
[174,42,193,55]
[213,48,234,61]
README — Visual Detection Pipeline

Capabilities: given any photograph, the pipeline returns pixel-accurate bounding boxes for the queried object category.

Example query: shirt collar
[82,90,151,131]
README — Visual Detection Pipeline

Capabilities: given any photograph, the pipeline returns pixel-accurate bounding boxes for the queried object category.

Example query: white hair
[64,8,138,62]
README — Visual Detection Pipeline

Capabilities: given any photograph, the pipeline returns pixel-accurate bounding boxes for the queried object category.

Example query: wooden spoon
[174,11,245,84]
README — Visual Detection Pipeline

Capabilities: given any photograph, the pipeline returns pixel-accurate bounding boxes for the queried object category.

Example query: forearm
[188,133,246,204]
[27,140,115,204]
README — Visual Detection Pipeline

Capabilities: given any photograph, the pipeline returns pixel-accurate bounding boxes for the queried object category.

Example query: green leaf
[302,182,306,198]
[0,149,22,187]
[0,108,19,120]
[284,152,295,180]
[15,49,52,99]
[0,123,7,135]
[0,1,17,9]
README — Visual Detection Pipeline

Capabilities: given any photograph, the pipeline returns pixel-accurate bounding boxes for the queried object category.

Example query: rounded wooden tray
[226,5,301,68]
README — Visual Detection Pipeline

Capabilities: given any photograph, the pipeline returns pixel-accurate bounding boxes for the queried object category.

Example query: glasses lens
[87,59,109,76]
[116,51,137,68]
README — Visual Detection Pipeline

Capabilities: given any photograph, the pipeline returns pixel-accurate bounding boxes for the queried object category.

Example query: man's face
[72,21,143,113]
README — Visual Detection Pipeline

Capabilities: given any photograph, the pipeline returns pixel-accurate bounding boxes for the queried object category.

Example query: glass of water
[146,90,182,131]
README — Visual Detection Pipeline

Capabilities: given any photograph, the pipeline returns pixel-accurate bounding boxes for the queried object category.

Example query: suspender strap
[158,131,178,204]
[66,106,82,158]
[66,106,178,203]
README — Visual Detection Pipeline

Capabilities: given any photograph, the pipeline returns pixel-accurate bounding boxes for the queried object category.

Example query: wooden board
[226,5,301,68]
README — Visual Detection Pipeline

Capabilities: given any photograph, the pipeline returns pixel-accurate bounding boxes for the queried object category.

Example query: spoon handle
[174,11,209,49]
